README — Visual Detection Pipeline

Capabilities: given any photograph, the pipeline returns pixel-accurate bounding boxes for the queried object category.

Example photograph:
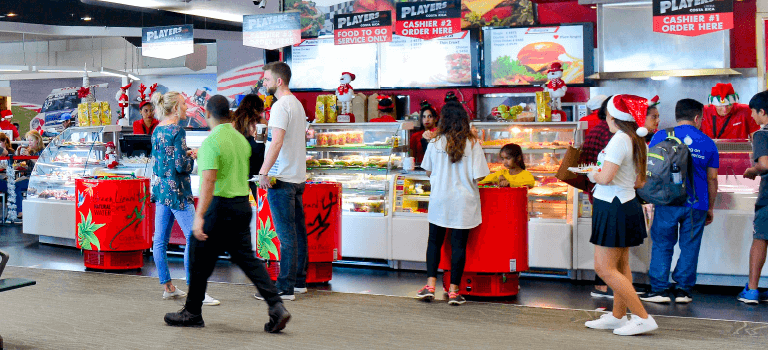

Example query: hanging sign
[652,0,733,37]
[243,13,302,50]
[334,11,393,45]
[395,0,461,40]
[142,24,194,59]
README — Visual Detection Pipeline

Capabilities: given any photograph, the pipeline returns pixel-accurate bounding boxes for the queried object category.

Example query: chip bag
[77,103,89,126]
[89,102,102,126]
[536,91,552,122]
[327,95,338,123]
[315,95,327,123]
[100,101,112,125]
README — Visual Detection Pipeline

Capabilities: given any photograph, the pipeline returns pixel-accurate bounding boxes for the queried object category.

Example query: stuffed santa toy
[336,72,356,123]
[104,141,118,169]
[606,94,651,137]
[544,62,567,112]
[116,82,132,121]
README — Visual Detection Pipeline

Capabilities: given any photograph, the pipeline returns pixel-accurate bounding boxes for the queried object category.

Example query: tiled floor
[2,223,767,323]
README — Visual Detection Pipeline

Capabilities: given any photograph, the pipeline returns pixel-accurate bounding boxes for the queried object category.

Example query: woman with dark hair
[410,101,439,164]
[232,94,267,199]
[584,94,657,336]
[479,143,534,188]
[415,101,490,306]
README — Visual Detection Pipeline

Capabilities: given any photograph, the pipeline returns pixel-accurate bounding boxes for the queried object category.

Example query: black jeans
[185,196,281,314]
[425,223,470,286]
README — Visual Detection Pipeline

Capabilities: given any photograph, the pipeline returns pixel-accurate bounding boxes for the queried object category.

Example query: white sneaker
[613,315,658,336]
[202,293,220,306]
[585,313,629,330]
[294,287,308,294]
[162,288,187,300]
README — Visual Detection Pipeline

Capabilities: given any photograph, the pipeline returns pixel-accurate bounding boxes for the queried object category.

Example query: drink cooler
[75,179,153,270]
[439,187,529,297]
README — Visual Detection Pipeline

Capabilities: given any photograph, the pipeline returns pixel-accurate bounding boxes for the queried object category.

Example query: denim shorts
[754,205,768,240]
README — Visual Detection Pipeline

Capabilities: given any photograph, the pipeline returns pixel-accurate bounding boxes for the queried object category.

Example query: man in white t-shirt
[257,62,308,301]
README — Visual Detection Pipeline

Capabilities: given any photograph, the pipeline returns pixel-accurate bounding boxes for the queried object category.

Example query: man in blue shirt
[640,99,719,304]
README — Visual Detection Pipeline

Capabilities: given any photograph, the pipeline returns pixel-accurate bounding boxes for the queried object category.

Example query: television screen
[483,23,593,87]
[286,36,378,90]
[379,30,479,88]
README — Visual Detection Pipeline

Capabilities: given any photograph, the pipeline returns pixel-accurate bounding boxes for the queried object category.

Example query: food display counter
[305,122,411,260]
[391,120,585,272]
[23,125,150,246]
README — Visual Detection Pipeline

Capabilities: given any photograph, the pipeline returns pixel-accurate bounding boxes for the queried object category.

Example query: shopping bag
[555,146,589,192]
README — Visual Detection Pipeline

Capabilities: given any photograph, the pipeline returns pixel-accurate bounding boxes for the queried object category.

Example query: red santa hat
[546,62,563,73]
[607,94,653,137]
[0,110,12,120]
[341,72,356,81]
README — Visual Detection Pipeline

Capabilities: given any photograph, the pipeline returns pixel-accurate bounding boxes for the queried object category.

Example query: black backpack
[637,128,696,206]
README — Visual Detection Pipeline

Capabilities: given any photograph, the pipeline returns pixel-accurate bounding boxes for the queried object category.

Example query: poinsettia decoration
[77,87,91,99]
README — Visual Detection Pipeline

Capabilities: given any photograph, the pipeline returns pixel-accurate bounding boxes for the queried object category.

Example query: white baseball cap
[586,95,608,111]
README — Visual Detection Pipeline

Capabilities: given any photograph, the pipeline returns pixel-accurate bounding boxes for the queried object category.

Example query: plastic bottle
[672,162,682,185]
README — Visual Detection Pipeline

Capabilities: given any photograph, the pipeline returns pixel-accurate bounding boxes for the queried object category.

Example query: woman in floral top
[150,91,218,306]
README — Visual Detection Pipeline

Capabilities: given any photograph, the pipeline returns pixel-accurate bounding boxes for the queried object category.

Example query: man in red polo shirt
[701,83,759,140]
[579,95,608,135]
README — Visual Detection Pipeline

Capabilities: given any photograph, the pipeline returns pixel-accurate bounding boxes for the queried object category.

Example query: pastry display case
[305,122,412,260]
[23,125,150,244]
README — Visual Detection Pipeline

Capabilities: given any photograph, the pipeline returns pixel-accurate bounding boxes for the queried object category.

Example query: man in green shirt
[164,95,290,333]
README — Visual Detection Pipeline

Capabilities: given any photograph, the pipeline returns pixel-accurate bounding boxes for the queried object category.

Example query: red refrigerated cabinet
[439,187,529,297]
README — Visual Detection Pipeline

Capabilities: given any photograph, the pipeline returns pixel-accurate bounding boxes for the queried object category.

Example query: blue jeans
[267,180,307,294]
[648,205,707,292]
[153,203,195,285]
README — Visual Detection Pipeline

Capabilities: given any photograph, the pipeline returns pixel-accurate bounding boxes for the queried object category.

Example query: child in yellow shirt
[480,143,535,188]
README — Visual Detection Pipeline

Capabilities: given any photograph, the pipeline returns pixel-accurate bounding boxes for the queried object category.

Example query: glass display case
[305,122,412,216]
[394,173,430,214]
[27,125,150,202]
[473,121,583,220]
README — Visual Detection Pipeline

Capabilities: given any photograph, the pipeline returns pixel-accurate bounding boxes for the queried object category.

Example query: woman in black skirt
[584,94,657,336]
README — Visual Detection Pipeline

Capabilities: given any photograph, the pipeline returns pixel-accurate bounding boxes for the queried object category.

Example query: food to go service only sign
[652,0,733,37]
[396,0,461,40]
[334,11,393,45]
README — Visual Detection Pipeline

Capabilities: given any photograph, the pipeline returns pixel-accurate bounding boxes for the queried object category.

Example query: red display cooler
[439,187,529,297]
[75,178,153,270]
[256,181,343,283]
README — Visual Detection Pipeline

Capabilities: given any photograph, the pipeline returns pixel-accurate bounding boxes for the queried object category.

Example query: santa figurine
[115,82,132,122]
[104,141,118,169]
[335,72,356,123]
[544,62,567,113]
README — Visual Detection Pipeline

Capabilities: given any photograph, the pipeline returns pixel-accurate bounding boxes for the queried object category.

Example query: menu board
[287,36,378,90]
[379,30,477,88]
[483,24,593,87]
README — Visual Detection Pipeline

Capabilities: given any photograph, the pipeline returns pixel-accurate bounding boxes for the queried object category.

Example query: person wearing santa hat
[370,95,397,123]
[584,94,658,336]
[701,83,759,140]
[580,95,609,135]
[0,110,20,140]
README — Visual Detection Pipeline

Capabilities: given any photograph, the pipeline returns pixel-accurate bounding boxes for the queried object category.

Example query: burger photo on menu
[487,25,587,86]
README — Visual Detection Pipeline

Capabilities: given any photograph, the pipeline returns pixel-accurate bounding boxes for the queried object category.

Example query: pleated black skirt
[590,197,647,248]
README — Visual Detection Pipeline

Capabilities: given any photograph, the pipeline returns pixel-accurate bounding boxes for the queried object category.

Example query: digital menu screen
[286,36,378,90]
[379,30,478,88]
[483,23,593,87]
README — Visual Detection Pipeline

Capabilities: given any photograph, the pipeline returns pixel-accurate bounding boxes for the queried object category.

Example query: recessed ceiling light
[590,6,597,9]
[7,13,17,17]
[82,16,92,21]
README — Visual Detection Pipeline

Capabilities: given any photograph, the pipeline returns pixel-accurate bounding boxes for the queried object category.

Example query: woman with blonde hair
[415,101,489,305]
[584,94,656,336]
[11,130,44,220]
[16,130,44,156]
[150,91,219,306]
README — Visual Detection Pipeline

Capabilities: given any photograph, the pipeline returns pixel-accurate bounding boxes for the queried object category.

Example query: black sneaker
[264,302,291,333]
[415,285,435,301]
[164,307,205,327]
[674,289,693,303]
[639,290,672,303]
[448,292,466,305]
[254,291,295,301]
[590,288,614,299]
